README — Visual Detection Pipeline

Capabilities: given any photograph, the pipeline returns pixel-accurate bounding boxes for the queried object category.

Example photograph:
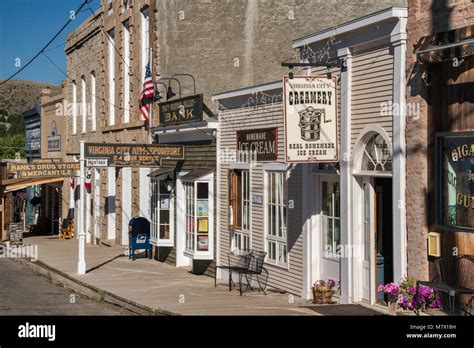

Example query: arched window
[361,133,392,173]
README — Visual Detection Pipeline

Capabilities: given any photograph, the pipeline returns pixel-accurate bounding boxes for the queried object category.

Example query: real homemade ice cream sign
[284,76,338,163]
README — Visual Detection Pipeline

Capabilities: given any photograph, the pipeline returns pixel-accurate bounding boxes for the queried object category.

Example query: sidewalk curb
[13,258,178,316]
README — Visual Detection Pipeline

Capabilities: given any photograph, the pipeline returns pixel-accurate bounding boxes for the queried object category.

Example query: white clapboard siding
[351,46,394,147]
[218,102,305,296]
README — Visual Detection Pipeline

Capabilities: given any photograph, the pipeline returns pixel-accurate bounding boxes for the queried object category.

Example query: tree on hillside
[0,133,25,160]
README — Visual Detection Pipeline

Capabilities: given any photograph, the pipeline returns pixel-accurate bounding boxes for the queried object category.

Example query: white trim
[121,167,132,246]
[338,48,352,304]
[81,77,87,134]
[90,72,96,132]
[262,162,289,172]
[150,174,175,248]
[72,82,77,135]
[392,19,407,282]
[107,167,116,241]
[123,20,130,124]
[108,29,115,126]
[176,178,192,267]
[212,81,282,101]
[93,168,100,244]
[293,7,408,48]
[139,168,151,220]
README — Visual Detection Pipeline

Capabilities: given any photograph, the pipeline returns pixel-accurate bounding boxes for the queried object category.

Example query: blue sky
[0,0,100,85]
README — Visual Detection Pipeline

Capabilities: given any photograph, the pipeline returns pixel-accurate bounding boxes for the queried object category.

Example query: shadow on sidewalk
[87,254,126,274]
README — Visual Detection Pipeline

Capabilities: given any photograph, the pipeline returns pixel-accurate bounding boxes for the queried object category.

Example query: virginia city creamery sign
[237,128,278,161]
[284,76,338,163]
[9,162,80,178]
[84,143,185,166]
[158,94,204,126]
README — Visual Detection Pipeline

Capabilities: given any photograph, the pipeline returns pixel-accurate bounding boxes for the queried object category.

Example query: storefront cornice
[292,7,407,49]
[212,81,282,102]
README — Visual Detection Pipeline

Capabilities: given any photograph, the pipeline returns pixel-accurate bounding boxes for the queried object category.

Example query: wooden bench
[416,255,474,315]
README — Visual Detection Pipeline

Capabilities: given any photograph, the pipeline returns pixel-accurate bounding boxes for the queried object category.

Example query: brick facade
[406,0,474,280]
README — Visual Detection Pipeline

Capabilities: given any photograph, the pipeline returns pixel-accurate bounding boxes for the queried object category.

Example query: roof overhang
[0,177,64,193]
[415,25,474,63]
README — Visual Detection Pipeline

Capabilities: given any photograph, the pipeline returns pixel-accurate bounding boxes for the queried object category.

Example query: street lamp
[157,77,182,100]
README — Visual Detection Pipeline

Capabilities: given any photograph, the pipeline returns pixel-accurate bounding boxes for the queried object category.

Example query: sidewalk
[14,235,385,316]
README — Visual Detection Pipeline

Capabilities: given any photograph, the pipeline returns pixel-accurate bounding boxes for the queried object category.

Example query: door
[362,179,375,303]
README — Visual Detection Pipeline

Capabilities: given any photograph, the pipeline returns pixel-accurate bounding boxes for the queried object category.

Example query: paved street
[0,259,134,315]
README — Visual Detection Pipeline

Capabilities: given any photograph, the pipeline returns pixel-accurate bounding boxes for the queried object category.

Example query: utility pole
[77,140,86,274]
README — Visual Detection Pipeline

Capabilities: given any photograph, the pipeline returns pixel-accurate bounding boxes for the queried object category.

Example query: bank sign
[158,94,203,126]
[283,76,338,163]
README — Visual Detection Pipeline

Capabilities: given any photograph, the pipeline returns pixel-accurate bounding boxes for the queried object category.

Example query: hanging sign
[84,143,185,166]
[158,94,204,126]
[284,76,338,163]
[9,162,80,178]
[86,158,109,167]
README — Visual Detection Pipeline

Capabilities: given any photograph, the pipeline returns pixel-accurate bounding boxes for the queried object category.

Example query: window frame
[264,170,289,268]
[150,175,175,247]
[320,177,341,259]
[228,169,251,251]
[436,132,474,233]
[181,173,214,260]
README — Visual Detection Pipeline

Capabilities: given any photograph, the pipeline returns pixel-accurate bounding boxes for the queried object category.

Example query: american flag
[139,62,154,126]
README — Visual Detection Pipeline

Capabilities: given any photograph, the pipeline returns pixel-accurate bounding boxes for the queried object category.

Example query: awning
[148,167,175,178]
[180,168,213,181]
[415,25,474,63]
[0,177,64,193]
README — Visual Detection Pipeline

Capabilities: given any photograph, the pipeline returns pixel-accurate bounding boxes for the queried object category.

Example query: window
[90,72,96,131]
[184,179,212,256]
[121,0,131,13]
[108,29,115,126]
[151,179,173,246]
[81,76,86,133]
[361,134,392,173]
[123,20,130,124]
[228,170,250,251]
[72,81,77,134]
[265,171,288,266]
[437,133,474,231]
[322,181,340,255]
[141,7,150,83]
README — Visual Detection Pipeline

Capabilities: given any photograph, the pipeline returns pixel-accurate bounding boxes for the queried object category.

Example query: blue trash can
[128,217,152,261]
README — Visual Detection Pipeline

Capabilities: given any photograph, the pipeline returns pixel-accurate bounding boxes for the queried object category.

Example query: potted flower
[312,279,339,304]
[398,277,441,314]
[378,283,400,315]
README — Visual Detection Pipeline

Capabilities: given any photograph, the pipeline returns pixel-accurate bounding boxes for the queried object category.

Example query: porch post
[391,15,408,283]
[77,140,86,274]
[338,47,353,304]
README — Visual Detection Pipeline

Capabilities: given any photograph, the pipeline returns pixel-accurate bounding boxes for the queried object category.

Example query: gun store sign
[9,162,80,178]
[84,143,185,166]
[158,94,204,126]
[284,76,338,163]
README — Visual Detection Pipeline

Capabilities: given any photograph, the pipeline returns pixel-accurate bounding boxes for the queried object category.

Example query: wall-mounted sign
[158,94,203,126]
[284,76,338,163]
[438,134,474,230]
[252,195,263,205]
[84,143,185,166]
[47,121,61,152]
[86,158,109,167]
[237,128,278,161]
[25,120,41,158]
[9,162,80,178]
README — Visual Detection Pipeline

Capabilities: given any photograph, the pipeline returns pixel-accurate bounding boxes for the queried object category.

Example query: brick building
[405,0,474,289]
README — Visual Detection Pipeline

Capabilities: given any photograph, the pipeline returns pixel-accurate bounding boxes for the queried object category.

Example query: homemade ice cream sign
[237,128,278,161]
[84,143,185,166]
[283,76,338,163]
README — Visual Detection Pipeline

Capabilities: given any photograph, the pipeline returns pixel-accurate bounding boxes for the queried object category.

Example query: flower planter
[313,290,332,304]
[387,300,398,316]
